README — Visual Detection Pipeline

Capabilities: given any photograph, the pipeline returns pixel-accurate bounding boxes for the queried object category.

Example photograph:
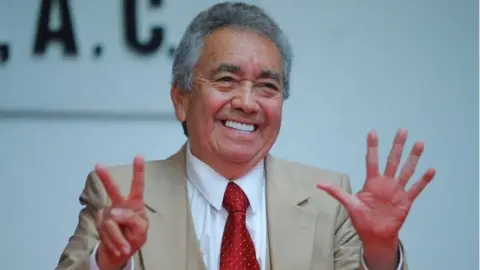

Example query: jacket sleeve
[56,172,107,270]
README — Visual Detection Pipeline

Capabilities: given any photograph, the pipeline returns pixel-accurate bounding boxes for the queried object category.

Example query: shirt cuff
[88,242,135,270]
[360,243,404,270]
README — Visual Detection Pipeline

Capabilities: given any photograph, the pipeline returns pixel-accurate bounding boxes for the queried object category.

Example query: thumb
[316,183,357,212]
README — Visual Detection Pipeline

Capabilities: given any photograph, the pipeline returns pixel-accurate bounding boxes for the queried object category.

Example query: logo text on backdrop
[0,0,175,65]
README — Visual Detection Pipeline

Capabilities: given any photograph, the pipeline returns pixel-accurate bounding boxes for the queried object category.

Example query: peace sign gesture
[317,129,436,246]
[94,155,149,269]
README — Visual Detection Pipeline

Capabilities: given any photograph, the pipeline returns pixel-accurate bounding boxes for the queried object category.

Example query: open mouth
[222,120,258,132]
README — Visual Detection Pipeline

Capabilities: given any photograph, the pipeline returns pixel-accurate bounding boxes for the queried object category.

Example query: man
[57,2,435,270]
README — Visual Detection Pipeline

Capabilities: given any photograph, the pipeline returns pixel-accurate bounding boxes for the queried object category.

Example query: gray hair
[171,2,293,99]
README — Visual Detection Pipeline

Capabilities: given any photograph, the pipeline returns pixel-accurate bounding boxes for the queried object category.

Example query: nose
[231,85,260,114]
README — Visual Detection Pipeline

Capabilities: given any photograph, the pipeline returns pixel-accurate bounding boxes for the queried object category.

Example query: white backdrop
[0,0,478,269]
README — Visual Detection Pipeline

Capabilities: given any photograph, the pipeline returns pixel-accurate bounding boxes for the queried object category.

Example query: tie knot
[223,182,249,214]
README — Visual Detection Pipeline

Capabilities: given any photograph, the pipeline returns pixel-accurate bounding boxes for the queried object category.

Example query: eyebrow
[258,70,281,85]
[210,63,282,85]
[210,63,241,76]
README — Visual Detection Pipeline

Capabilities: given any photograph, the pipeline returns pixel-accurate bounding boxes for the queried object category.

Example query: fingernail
[111,209,122,217]
[123,245,131,254]
[114,250,121,257]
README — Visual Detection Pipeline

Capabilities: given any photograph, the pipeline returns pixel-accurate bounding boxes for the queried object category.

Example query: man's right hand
[94,155,148,270]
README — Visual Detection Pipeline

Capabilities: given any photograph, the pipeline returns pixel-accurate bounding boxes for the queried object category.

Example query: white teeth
[224,120,255,132]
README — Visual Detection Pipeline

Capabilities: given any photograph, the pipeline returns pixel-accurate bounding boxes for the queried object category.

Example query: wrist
[362,238,399,270]
[363,236,398,251]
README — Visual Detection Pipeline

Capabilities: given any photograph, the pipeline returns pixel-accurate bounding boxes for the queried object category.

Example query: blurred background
[0,0,478,269]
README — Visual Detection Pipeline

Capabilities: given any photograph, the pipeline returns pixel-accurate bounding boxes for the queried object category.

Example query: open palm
[318,129,436,243]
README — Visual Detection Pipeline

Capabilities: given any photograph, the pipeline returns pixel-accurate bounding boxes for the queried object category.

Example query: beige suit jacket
[57,145,407,270]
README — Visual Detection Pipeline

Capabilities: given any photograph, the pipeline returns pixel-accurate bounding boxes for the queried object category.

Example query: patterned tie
[219,182,260,270]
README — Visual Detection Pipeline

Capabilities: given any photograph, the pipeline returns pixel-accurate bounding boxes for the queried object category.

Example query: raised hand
[94,155,148,270]
[317,129,436,245]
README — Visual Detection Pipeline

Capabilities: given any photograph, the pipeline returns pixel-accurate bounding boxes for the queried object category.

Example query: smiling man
[173,25,285,181]
[57,2,435,270]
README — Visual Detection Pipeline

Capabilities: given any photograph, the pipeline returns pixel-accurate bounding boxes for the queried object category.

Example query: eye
[216,76,235,82]
[259,82,279,90]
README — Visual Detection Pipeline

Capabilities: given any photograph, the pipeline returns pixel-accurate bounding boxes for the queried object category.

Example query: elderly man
[57,2,435,270]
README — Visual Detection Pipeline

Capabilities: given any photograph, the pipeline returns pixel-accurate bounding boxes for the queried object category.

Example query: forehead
[197,27,283,73]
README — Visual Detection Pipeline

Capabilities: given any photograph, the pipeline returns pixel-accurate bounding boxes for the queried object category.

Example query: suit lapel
[138,147,319,269]
[140,145,205,270]
[266,155,317,270]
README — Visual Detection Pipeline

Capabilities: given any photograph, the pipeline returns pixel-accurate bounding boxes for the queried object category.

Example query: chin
[219,147,259,164]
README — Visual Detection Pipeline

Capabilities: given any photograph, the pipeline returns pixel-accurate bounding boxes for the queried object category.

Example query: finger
[111,208,148,232]
[128,155,145,201]
[99,218,122,258]
[317,183,358,212]
[407,168,436,201]
[366,130,380,179]
[111,208,148,248]
[103,219,131,255]
[384,129,408,177]
[122,199,146,212]
[100,233,122,258]
[95,208,105,230]
[397,141,424,187]
[124,228,136,246]
[95,164,124,204]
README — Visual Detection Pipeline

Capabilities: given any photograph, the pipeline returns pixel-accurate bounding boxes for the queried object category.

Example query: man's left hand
[317,129,436,268]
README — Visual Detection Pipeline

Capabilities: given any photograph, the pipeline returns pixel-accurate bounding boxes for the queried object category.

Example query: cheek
[262,101,283,128]
[191,89,231,121]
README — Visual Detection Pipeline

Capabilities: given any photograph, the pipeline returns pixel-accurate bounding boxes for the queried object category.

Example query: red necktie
[219,182,260,270]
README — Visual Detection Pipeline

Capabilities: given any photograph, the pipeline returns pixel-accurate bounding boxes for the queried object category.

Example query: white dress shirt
[185,145,267,270]
[89,144,403,270]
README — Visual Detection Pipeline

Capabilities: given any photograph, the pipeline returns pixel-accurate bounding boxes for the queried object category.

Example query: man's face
[172,27,284,175]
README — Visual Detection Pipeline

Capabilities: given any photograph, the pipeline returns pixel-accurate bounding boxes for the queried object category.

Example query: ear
[170,83,189,122]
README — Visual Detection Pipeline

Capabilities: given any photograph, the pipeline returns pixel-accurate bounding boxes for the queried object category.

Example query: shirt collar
[185,142,265,213]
